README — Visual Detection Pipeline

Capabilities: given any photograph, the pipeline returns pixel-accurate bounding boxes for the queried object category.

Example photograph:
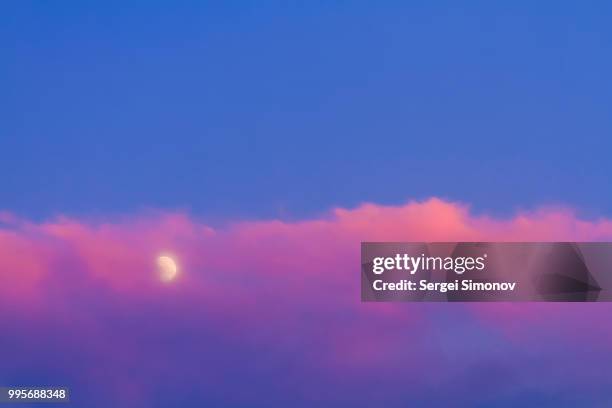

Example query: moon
[157,255,178,282]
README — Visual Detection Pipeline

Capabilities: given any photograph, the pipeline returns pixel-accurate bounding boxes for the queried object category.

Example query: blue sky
[2,1,611,220]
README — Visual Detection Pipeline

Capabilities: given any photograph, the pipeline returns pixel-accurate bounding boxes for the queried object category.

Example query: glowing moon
[157,256,178,282]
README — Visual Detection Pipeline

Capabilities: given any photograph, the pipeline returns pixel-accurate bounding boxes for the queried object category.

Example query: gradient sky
[3,3,612,408]
[3,1,612,219]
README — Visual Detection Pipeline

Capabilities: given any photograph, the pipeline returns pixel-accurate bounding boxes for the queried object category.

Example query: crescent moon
[157,256,178,282]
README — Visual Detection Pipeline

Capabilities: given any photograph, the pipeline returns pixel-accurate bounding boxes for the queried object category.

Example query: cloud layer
[1,198,612,407]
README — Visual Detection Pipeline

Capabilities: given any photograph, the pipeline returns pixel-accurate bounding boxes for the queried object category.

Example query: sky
[2,1,612,219]
[2,2,612,407]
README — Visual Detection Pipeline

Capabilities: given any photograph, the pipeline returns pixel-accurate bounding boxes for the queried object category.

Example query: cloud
[1,198,612,407]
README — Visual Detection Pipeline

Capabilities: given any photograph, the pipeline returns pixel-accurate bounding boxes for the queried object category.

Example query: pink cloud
[2,198,612,320]
[3,197,612,323]
[1,198,612,407]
